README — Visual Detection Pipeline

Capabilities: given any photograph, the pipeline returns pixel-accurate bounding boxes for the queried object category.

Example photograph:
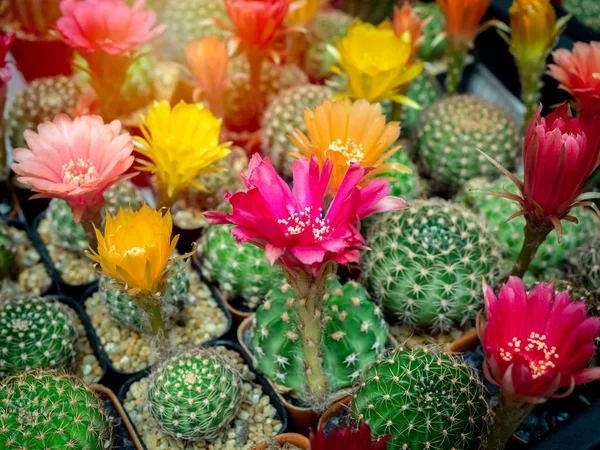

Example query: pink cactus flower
[56,0,165,55]
[478,277,600,404]
[11,114,135,223]
[549,41,600,116]
[205,154,408,274]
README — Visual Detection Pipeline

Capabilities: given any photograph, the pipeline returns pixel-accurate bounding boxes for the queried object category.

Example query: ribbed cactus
[352,347,489,450]
[102,259,189,333]
[147,348,244,441]
[414,2,447,62]
[414,95,520,196]
[0,370,111,449]
[262,84,335,178]
[252,278,388,397]
[304,10,353,81]
[362,200,503,332]
[0,296,78,378]
[199,225,282,311]
[399,71,442,138]
[6,75,82,150]
[563,0,600,31]
[0,221,16,279]
[457,178,600,275]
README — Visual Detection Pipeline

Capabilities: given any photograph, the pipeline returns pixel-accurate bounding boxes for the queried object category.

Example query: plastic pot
[251,433,311,450]
[10,34,73,82]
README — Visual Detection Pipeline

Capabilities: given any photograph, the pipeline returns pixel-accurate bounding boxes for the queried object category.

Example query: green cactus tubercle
[0,221,15,279]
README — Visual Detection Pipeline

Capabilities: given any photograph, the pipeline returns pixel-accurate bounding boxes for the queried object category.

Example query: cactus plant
[0,296,78,378]
[262,84,335,178]
[199,225,282,311]
[567,238,600,310]
[457,178,600,275]
[352,347,489,450]
[414,2,446,62]
[304,10,353,81]
[563,0,600,32]
[414,95,521,196]
[373,146,420,200]
[6,75,82,150]
[0,370,111,449]
[252,278,388,398]
[6,0,62,36]
[399,71,442,138]
[147,348,244,441]
[362,199,503,333]
[102,259,189,333]
[0,221,16,279]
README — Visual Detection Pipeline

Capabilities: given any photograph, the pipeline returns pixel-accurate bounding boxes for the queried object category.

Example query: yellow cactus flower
[330,20,424,106]
[286,0,329,25]
[289,98,411,194]
[86,205,178,297]
[135,101,231,207]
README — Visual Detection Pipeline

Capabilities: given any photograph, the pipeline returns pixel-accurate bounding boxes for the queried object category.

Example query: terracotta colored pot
[11,34,73,82]
[448,328,479,353]
[250,433,311,450]
[316,395,352,431]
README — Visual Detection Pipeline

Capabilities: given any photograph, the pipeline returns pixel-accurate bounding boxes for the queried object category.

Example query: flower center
[328,138,365,165]
[124,247,146,257]
[62,158,98,187]
[499,333,559,379]
[276,206,333,241]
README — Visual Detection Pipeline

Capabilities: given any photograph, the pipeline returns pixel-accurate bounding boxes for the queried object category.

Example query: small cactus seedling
[362,199,503,333]
[147,348,244,441]
[0,370,111,449]
[0,221,16,279]
[352,347,489,450]
[0,296,78,378]
[252,278,388,400]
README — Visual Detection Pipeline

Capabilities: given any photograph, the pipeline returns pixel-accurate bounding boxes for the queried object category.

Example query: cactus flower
[330,20,423,106]
[135,101,231,208]
[286,0,328,25]
[11,114,135,223]
[290,98,410,195]
[479,277,600,449]
[548,41,600,116]
[392,3,427,62]
[310,423,390,450]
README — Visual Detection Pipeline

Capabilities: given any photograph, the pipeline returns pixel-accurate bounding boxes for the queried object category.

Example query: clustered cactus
[363,200,503,332]
[0,370,111,449]
[147,348,244,441]
[0,296,78,378]
[352,347,489,450]
[0,221,16,279]
[252,278,388,398]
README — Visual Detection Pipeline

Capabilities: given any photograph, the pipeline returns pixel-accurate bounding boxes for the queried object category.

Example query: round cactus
[414,2,447,62]
[567,238,600,310]
[362,199,503,333]
[400,71,443,139]
[0,221,16,279]
[414,95,521,196]
[563,0,600,31]
[262,84,335,178]
[102,259,189,333]
[252,278,388,397]
[457,178,600,275]
[373,146,420,200]
[147,348,244,441]
[0,370,111,449]
[0,296,78,378]
[352,347,489,450]
[199,225,282,311]
[6,75,82,150]
[304,10,353,81]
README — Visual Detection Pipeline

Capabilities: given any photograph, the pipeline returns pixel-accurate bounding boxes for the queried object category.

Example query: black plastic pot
[172,222,205,256]
[0,178,17,219]
[9,169,51,226]
[116,340,289,450]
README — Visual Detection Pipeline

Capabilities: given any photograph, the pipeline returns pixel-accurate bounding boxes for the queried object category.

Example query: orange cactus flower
[392,3,427,61]
[437,0,491,47]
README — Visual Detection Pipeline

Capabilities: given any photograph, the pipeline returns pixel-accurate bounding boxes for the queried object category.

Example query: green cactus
[563,0,600,31]
[198,225,282,311]
[567,238,600,311]
[252,278,388,398]
[362,199,503,333]
[0,296,78,378]
[399,71,443,138]
[457,178,600,275]
[352,347,489,450]
[374,146,420,200]
[147,348,244,441]
[6,75,82,150]
[414,95,521,196]
[0,221,15,279]
[414,2,447,62]
[102,259,189,333]
[262,84,335,178]
[304,10,353,81]
[0,370,111,449]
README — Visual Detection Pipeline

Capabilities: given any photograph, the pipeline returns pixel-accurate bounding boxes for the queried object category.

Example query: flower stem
[141,294,168,352]
[446,42,468,96]
[79,205,104,252]
[518,60,545,125]
[484,394,535,450]
[509,219,553,278]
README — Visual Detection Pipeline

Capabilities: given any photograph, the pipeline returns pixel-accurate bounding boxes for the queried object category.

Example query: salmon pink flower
[310,423,390,450]
[549,41,600,116]
[205,154,408,274]
[11,114,135,224]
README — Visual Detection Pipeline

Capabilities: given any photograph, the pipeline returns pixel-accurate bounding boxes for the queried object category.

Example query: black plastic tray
[117,340,289,449]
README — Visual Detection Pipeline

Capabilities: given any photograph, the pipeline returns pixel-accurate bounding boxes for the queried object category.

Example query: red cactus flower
[478,277,600,404]
[310,423,390,450]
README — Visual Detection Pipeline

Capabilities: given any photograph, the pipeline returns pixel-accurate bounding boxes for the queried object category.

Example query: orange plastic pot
[316,395,352,431]
[250,433,311,450]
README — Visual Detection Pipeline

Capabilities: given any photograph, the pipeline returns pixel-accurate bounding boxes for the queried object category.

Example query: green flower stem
[485,394,535,450]
[509,219,553,279]
[141,294,168,352]
[518,59,545,125]
[79,205,104,252]
[446,42,468,96]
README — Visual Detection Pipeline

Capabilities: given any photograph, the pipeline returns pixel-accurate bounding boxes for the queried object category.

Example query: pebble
[5,227,52,295]
[173,207,207,230]
[389,323,474,350]
[124,346,282,450]
[85,270,229,372]
[72,314,103,384]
